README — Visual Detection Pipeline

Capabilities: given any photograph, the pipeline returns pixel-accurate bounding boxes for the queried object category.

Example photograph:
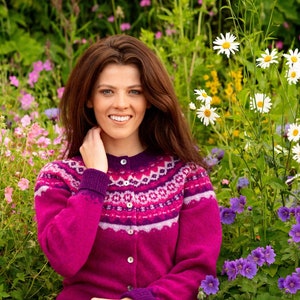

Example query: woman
[34,34,222,300]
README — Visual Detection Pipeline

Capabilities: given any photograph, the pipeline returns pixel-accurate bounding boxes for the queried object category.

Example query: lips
[109,115,131,122]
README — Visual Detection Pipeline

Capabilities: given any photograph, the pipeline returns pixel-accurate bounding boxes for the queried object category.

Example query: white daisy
[283,48,300,67]
[249,93,272,113]
[287,123,300,142]
[189,102,196,110]
[292,144,300,163]
[196,104,220,126]
[213,32,240,58]
[256,48,279,69]
[194,89,212,104]
[286,64,300,85]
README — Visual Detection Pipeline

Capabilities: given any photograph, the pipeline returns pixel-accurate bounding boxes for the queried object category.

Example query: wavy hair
[60,34,205,166]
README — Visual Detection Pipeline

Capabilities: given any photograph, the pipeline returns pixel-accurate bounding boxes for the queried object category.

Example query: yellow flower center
[291,71,296,78]
[204,109,211,117]
[257,101,263,108]
[202,92,207,98]
[291,56,298,63]
[264,55,272,62]
[293,129,299,136]
[222,42,230,49]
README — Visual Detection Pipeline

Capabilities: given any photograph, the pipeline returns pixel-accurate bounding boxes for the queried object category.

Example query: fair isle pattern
[36,152,216,234]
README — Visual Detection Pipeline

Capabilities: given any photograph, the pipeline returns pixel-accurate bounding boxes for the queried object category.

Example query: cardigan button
[126,202,133,209]
[120,159,127,165]
[127,228,134,235]
[127,256,134,263]
[127,285,133,291]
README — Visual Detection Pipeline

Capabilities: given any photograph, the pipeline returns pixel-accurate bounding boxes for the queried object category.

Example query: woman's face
[88,63,149,150]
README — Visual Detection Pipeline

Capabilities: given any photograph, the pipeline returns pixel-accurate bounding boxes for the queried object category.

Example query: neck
[102,136,145,157]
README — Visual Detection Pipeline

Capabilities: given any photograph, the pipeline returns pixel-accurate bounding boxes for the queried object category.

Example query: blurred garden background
[1,0,300,298]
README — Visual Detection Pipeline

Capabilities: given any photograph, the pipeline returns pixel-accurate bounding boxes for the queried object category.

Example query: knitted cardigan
[34,150,222,300]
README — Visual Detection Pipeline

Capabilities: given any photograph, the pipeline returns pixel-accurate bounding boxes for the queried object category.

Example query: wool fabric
[34,150,222,300]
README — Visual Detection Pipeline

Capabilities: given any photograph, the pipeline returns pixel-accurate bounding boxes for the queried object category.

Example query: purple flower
[155,31,162,39]
[284,274,300,294]
[107,15,114,22]
[234,258,246,275]
[240,260,257,279]
[211,147,225,160]
[237,177,249,190]
[220,207,236,224]
[33,60,44,72]
[277,207,290,222]
[230,195,246,213]
[248,247,265,266]
[9,75,19,87]
[289,224,300,243]
[294,207,300,220]
[200,275,219,295]
[278,277,285,289]
[264,245,276,265]
[222,260,238,281]
[204,155,219,168]
[120,23,131,31]
[44,108,59,121]
[276,124,290,138]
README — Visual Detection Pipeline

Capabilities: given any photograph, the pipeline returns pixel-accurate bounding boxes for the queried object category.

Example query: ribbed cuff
[79,168,109,196]
[121,288,156,300]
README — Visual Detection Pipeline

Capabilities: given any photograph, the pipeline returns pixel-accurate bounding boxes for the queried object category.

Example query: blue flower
[284,274,300,294]
[44,108,59,121]
[277,207,290,222]
[237,177,249,190]
[222,260,238,281]
[240,260,257,279]
[200,275,219,295]
[220,207,236,224]
[263,245,276,265]
[289,223,300,243]
[248,247,265,267]
[230,195,246,213]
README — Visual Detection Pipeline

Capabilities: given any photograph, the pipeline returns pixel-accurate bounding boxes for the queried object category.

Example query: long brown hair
[60,34,205,166]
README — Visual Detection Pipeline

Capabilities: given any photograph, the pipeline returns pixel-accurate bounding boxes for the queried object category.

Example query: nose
[113,92,129,109]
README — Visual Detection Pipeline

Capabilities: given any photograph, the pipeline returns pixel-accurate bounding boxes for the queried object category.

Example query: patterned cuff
[121,288,156,300]
[79,168,109,196]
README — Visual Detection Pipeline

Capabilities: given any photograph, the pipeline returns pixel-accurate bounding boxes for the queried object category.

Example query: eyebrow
[96,84,143,89]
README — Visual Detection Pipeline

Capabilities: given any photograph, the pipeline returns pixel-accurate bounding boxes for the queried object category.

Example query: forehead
[97,63,141,84]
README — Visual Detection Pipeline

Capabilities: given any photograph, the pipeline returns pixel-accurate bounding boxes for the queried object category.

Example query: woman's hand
[80,127,108,173]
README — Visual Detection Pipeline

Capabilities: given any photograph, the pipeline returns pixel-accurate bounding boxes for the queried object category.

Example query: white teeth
[110,115,130,122]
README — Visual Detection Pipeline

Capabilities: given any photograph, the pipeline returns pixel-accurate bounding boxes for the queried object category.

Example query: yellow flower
[233,130,240,137]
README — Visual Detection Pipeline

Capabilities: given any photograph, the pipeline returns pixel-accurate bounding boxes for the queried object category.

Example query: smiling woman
[34,34,222,300]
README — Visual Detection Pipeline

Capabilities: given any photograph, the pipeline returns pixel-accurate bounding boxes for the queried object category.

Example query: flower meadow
[1,0,300,299]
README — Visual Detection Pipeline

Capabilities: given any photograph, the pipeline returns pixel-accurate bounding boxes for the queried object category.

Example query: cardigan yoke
[34,150,222,300]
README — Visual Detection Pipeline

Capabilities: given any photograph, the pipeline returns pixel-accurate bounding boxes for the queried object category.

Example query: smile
[109,115,131,122]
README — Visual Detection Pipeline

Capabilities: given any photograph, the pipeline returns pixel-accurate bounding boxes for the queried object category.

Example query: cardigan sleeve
[34,161,109,278]
[144,164,222,300]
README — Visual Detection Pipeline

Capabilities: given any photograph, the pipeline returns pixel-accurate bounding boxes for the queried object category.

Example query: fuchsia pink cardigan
[34,150,222,300]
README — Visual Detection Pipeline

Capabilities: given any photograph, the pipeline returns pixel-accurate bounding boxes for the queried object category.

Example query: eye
[100,89,113,95]
[129,89,142,95]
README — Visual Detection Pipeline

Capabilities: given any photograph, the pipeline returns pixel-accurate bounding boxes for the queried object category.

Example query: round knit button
[127,228,134,235]
[120,159,127,165]
[127,202,133,209]
[124,181,129,186]
[127,256,134,263]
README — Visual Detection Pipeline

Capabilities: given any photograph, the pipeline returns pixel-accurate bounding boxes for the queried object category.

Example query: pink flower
[4,186,13,203]
[33,61,44,72]
[140,0,151,7]
[155,31,162,39]
[20,92,35,110]
[107,15,114,22]
[43,60,52,71]
[21,115,31,127]
[120,23,131,31]
[57,87,65,99]
[18,178,30,191]
[9,76,19,87]
[28,70,40,87]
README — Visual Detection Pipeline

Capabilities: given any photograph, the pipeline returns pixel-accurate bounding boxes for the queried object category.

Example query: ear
[87,100,93,108]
